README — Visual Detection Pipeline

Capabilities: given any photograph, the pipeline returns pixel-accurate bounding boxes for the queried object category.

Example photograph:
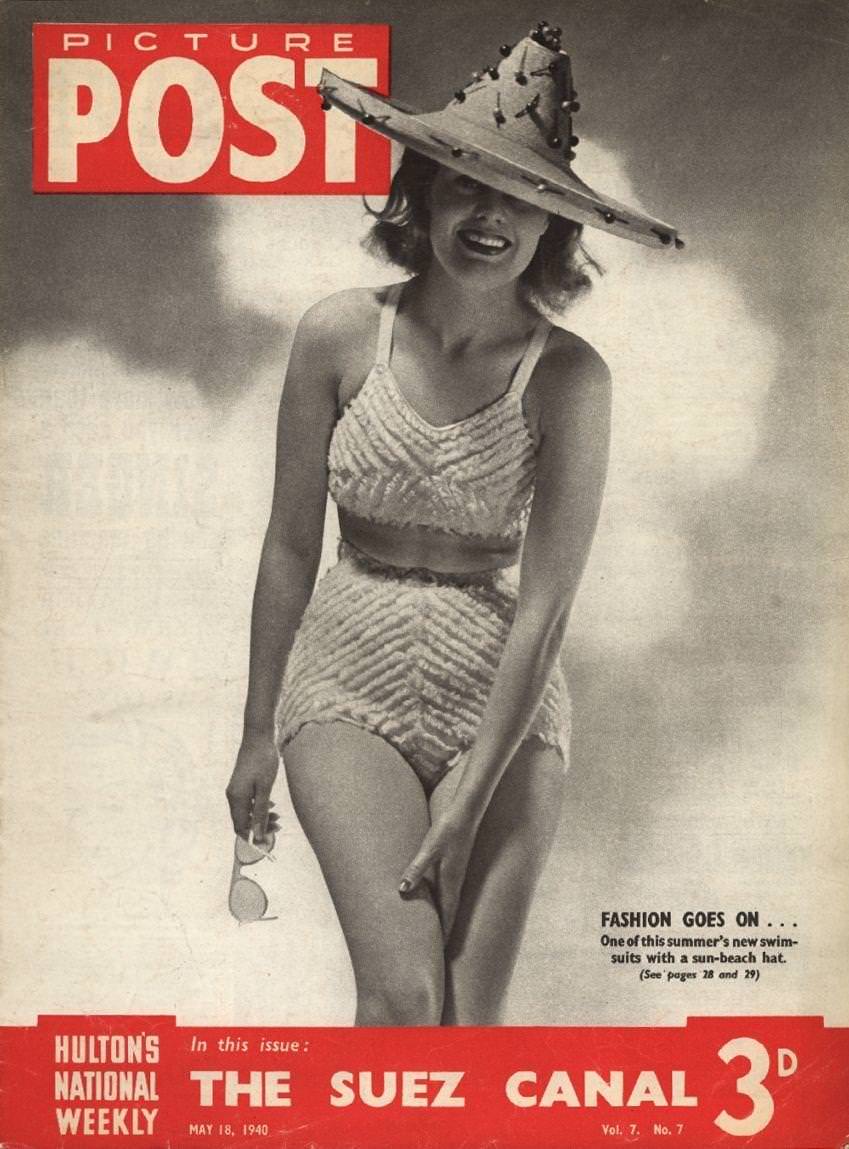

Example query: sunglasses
[229,832,278,924]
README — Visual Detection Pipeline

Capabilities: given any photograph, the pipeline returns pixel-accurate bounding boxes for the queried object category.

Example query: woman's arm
[226,297,343,841]
[400,333,611,907]
[453,333,612,814]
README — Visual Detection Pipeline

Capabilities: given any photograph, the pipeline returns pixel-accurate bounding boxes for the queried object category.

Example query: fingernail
[399,879,411,894]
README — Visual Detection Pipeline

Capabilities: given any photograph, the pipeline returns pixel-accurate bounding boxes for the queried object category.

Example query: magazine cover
[2,0,847,1146]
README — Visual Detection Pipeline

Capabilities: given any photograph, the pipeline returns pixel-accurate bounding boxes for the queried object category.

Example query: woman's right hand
[226,735,280,844]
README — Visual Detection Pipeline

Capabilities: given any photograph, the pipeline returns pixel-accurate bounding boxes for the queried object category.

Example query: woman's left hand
[399,802,481,939]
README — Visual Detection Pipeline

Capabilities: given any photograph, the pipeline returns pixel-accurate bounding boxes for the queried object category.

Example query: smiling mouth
[457,228,512,256]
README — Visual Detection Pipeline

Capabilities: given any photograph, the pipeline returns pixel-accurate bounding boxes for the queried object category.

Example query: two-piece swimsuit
[276,283,571,793]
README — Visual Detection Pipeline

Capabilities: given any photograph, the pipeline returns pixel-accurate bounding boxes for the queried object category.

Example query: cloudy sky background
[1,0,847,1025]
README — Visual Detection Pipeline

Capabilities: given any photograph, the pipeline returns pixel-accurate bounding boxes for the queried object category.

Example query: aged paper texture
[2,0,847,1045]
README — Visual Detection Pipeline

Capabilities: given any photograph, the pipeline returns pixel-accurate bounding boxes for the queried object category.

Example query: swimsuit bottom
[276,541,571,793]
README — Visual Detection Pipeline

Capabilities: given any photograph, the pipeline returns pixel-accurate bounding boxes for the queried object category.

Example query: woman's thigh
[283,721,445,1024]
[431,738,566,1025]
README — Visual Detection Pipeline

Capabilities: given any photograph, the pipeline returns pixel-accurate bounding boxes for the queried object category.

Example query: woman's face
[427,166,550,291]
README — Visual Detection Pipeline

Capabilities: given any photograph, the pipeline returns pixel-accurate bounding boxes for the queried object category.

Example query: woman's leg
[432,738,566,1025]
[283,721,445,1026]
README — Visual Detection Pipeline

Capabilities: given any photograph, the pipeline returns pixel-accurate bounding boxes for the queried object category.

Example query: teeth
[463,229,509,249]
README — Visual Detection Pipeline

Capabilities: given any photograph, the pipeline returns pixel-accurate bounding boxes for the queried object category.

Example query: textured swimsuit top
[327,283,552,544]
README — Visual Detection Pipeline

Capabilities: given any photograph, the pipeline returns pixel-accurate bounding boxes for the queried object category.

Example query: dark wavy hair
[364,149,601,313]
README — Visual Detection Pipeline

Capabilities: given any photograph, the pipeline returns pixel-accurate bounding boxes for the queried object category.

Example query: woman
[226,24,682,1025]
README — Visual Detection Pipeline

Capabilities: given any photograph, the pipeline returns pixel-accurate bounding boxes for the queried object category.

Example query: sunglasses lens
[229,877,268,922]
[234,832,276,865]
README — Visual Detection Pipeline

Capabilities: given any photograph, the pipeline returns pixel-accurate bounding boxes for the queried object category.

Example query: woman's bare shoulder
[284,284,404,406]
[527,325,612,430]
[295,284,399,350]
[542,326,611,387]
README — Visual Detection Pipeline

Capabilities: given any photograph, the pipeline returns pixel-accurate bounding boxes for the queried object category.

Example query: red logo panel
[32,24,391,194]
[1,1016,848,1147]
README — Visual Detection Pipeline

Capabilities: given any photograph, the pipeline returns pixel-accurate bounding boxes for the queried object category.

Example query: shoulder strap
[510,317,552,396]
[375,282,403,366]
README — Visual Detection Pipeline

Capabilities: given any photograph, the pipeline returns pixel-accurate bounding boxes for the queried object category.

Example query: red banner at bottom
[1,1016,847,1148]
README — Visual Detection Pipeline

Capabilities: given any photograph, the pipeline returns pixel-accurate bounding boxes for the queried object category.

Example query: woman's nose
[473,186,507,220]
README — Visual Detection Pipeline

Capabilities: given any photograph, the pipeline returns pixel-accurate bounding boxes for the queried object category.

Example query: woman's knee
[355,964,444,1026]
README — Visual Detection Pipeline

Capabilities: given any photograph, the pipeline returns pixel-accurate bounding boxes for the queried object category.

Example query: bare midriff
[338,509,521,574]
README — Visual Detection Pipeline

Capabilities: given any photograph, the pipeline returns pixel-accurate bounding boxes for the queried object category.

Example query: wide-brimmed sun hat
[318,21,683,250]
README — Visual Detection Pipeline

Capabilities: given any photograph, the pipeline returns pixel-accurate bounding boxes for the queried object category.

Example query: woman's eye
[456,175,482,193]
[509,195,535,212]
